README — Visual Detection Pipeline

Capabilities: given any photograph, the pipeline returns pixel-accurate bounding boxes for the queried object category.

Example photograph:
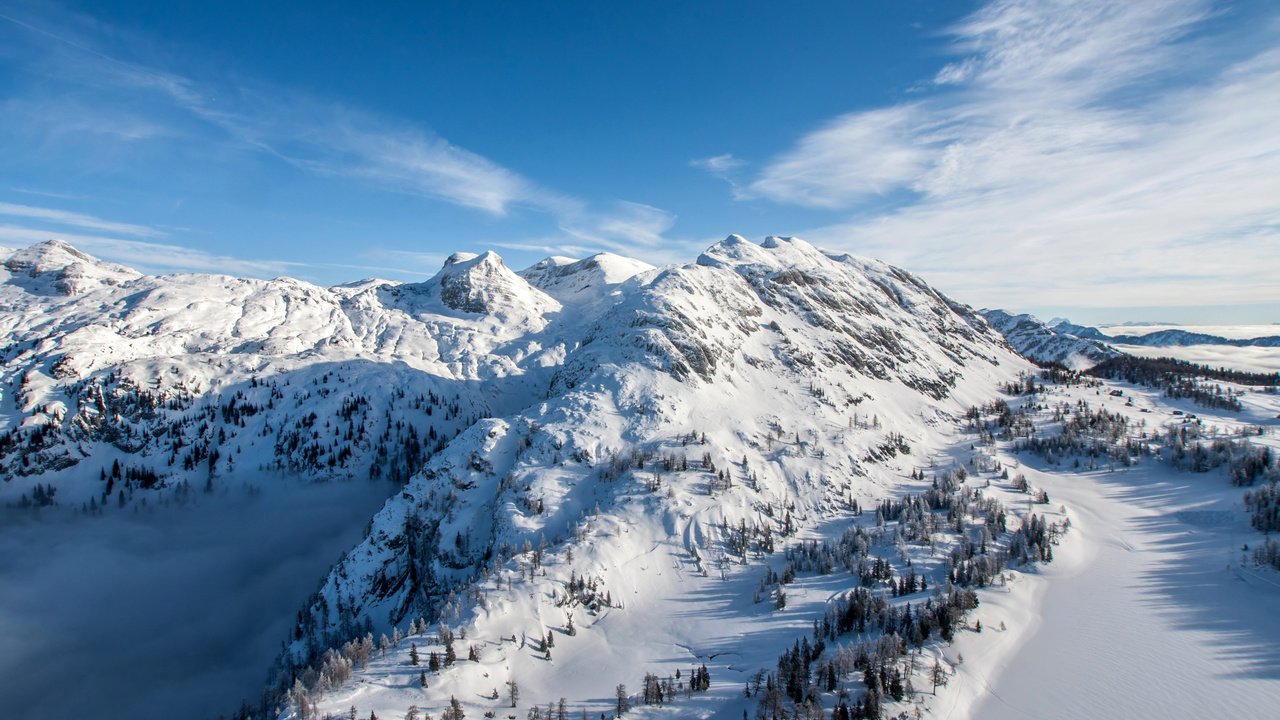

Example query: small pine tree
[616,684,629,718]
[931,660,948,694]
[410,643,420,666]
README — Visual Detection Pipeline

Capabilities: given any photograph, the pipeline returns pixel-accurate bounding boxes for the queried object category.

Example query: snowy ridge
[519,252,655,307]
[979,309,1121,369]
[0,240,610,499]
[1105,328,1280,348]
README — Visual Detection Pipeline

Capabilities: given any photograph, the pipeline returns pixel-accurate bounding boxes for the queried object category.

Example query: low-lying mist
[0,477,395,720]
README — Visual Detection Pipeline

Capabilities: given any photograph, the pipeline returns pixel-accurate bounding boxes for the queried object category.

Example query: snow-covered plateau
[1,238,1277,720]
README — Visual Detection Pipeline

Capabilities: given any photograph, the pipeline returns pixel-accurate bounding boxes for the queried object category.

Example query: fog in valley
[0,478,395,720]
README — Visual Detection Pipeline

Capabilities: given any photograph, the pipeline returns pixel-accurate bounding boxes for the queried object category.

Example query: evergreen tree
[615,684,629,718]
[931,660,948,694]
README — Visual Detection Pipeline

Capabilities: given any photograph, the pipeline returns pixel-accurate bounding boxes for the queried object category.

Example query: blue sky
[1,0,1277,324]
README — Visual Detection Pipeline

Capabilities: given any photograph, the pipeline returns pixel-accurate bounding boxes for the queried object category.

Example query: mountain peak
[697,234,777,268]
[443,251,479,266]
[3,239,140,295]
[518,252,654,305]
[403,248,559,318]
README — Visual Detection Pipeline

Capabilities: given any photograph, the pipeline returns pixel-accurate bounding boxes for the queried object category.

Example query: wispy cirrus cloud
[0,5,684,270]
[731,0,1280,313]
[743,106,932,208]
[690,153,744,175]
[293,116,577,217]
[0,201,300,277]
[22,41,566,218]
[559,201,697,262]
[0,202,163,237]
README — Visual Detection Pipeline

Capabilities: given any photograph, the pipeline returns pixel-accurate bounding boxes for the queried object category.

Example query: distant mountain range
[979,310,1280,368]
[1103,328,1280,348]
[978,310,1122,368]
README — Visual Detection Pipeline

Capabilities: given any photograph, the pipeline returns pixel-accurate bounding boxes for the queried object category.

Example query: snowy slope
[963,367,1280,720]
[519,252,655,308]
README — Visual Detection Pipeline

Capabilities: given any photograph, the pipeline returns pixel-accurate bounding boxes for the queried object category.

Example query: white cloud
[933,59,975,86]
[741,0,1280,313]
[690,153,745,176]
[0,202,163,237]
[313,118,574,216]
[948,0,1210,102]
[561,201,678,253]
[492,240,597,260]
[745,106,933,208]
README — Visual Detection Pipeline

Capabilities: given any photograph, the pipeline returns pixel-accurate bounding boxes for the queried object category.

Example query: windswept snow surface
[971,464,1280,719]
[961,381,1280,720]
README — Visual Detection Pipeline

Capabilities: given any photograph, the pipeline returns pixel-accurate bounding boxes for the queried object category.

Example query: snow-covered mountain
[0,239,649,502]
[3,238,140,296]
[2,237,1036,720]
[259,235,1037,719]
[979,309,1121,368]
[1105,328,1280,347]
